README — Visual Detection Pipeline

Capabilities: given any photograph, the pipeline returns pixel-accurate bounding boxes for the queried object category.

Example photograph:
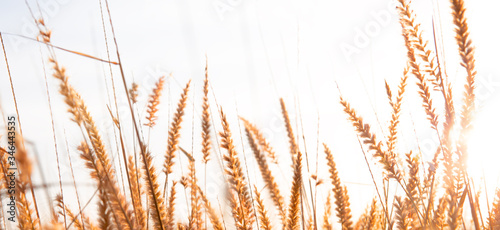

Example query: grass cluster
[0,0,499,229]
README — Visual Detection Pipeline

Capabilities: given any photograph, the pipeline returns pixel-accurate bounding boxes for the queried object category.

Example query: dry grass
[1,0,499,229]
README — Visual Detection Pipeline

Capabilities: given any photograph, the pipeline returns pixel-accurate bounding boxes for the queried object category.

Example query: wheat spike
[51,57,136,229]
[166,181,178,230]
[450,0,476,136]
[188,159,203,229]
[280,98,298,158]
[489,189,500,229]
[287,150,302,230]
[386,67,408,156]
[323,144,353,230]
[145,76,166,127]
[241,118,278,164]
[323,192,333,230]
[97,187,115,230]
[196,185,224,230]
[395,196,410,230]
[365,199,380,230]
[127,155,147,229]
[16,181,39,230]
[164,80,191,175]
[243,118,286,222]
[139,144,168,230]
[202,62,212,164]
[404,151,421,227]
[397,7,439,130]
[254,186,273,230]
[340,97,400,181]
[451,3,477,218]
[219,108,255,230]
[129,82,139,104]
[55,194,92,230]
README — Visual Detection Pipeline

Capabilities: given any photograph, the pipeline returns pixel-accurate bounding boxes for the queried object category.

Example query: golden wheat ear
[145,76,166,127]
[280,98,298,159]
[202,62,212,164]
[218,108,255,229]
[340,97,400,181]
[253,186,273,230]
[322,192,333,230]
[164,79,191,175]
[127,155,147,229]
[287,150,303,230]
[139,144,168,230]
[323,144,353,230]
[489,189,500,229]
[187,155,203,229]
[242,118,286,223]
[386,67,408,156]
[55,194,93,230]
[129,82,139,104]
[394,196,410,229]
[241,117,278,164]
[196,184,225,230]
[166,181,178,229]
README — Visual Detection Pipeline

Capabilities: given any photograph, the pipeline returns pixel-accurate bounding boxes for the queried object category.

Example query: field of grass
[0,0,500,229]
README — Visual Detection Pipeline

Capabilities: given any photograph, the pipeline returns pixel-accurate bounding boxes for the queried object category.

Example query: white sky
[1,0,500,226]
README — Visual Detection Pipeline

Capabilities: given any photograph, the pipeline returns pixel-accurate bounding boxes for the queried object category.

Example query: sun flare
[467,101,500,201]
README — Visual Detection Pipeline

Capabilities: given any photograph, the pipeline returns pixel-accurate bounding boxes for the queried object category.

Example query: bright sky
[1,0,500,226]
